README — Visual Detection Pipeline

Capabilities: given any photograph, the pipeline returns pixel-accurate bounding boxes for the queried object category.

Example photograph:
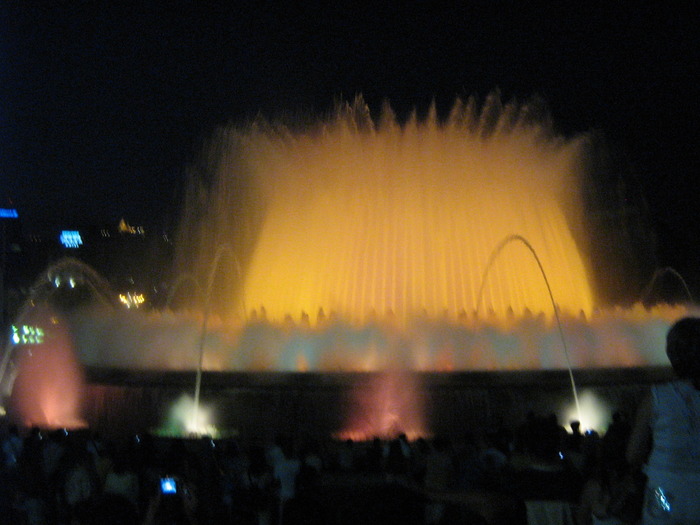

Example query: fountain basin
[81,366,672,442]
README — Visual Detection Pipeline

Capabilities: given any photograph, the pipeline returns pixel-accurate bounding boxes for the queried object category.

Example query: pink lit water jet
[336,370,427,441]
[9,304,86,429]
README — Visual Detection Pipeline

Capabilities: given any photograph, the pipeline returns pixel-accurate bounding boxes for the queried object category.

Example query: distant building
[2,215,174,324]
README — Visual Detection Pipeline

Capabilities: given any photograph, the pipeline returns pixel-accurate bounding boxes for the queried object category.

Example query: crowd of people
[0,408,636,525]
[4,316,700,524]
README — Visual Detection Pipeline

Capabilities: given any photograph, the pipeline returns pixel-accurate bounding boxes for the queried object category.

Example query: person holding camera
[142,476,198,525]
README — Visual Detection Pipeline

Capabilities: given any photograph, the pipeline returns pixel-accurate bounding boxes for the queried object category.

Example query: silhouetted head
[666,317,700,387]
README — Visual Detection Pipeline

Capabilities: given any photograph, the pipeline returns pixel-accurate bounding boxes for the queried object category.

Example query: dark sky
[1,3,698,272]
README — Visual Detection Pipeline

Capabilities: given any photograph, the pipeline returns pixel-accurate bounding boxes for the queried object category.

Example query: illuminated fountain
[1,95,689,438]
[164,94,681,436]
[166,95,677,372]
[180,94,595,324]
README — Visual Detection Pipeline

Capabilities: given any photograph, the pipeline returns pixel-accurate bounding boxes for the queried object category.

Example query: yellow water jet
[181,94,594,325]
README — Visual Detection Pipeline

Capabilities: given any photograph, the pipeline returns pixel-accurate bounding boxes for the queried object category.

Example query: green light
[10,324,45,345]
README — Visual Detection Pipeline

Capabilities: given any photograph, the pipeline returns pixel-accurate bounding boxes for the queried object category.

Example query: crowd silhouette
[0,408,639,525]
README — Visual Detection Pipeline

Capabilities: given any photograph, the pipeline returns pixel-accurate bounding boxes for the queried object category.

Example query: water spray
[191,244,242,434]
[641,267,694,305]
[476,234,582,424]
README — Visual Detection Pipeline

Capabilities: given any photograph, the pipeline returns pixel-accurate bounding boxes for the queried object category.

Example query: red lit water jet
[9,304,86,429]
[337,370,427,441]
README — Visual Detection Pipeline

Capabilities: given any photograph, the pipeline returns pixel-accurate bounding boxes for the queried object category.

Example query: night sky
[1,4,698,283]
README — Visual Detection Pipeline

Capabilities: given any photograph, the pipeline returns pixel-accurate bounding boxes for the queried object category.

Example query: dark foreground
[1,402,636,525]
[1,367,662,524]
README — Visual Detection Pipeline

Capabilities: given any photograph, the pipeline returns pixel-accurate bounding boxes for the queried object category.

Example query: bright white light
[561,388,611,433]
[654,487,672,512]
[161,394,219,437]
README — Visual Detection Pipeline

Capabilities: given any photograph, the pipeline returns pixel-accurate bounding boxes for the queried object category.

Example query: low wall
[83,366,673,442]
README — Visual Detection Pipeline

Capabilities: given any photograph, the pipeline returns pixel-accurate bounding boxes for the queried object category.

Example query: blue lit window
[0,208,18,218]
[60,230,83,248]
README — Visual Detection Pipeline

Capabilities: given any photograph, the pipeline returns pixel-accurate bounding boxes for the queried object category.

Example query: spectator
[627,317,700,524]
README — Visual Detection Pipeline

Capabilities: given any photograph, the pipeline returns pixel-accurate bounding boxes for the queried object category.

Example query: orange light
[193,97,594,326]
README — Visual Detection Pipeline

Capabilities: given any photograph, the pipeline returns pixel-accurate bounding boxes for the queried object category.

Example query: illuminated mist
[337,370,427,440]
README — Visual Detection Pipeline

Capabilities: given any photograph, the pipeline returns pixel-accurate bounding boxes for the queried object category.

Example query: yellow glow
[118,218,145,235]
[231,99,593,324]
[119,292,146,308]
[118,218,134,233]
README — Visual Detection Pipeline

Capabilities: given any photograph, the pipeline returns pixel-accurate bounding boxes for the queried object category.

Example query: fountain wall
[177,95,597,324]
[79,367,671,442]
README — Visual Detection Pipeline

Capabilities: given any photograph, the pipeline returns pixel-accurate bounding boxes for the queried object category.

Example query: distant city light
[0,208,18,218]
[118,218,145,235]
[59,230,83,248]
[119,292,146,308]
[11,324,45,345]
